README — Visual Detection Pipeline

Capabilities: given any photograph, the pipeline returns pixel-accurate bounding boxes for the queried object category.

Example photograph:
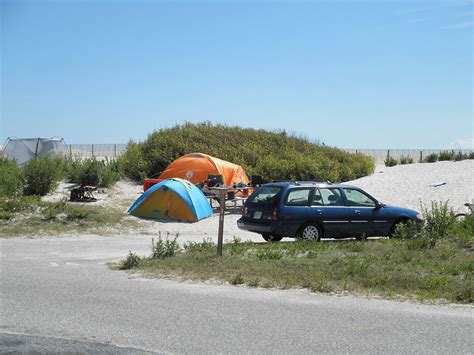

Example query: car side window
[311,188,323,206]
[285,188,312,206]
[319,188,344,206]
[343,188,376,207]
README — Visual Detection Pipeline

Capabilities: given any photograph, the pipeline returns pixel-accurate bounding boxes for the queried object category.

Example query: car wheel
[299,223,322,241]
[261,234,283,242]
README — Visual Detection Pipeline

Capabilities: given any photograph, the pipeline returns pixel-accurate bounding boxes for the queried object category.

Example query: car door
[341,188,385,237]
[282,187,314,224]
[312,187,351,238]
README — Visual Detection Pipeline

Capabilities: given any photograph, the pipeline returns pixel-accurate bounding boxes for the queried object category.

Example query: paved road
[1,234,473,354]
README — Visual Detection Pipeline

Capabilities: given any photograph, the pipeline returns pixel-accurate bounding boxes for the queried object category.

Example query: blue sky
[1,0,472,148]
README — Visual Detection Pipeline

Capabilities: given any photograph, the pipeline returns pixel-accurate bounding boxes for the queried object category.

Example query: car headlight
[416,212,424,221]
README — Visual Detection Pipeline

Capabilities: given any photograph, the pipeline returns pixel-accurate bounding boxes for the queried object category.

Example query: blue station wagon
[237,181,423,241]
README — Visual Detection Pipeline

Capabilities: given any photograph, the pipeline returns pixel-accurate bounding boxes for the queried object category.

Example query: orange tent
[158,153,250,186]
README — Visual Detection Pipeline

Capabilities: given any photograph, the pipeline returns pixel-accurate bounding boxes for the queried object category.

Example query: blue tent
[128,178,213,222]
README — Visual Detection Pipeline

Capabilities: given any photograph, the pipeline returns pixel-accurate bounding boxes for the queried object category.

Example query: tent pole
[34,138,40,158]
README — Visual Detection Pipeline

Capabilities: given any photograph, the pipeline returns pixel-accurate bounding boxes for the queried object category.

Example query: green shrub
[422,201,456,240]
[399,155,413,165]
[449,212,474,249]
[0,157,23,197]
[152,233,180,259]
[395,201,456,249]
[424,153,438,163]
[120,251,141,270]
[469,152,474,159]
[117,140,148,182]
[68,158,119,187]
[23,156,62,196]
[438,151,454,161]
[454,151,467,161]
[119,122,375,183]
[384,155,398,167]
[184,238,215,253]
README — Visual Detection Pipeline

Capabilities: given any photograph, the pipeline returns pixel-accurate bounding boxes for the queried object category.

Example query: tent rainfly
[128,178,213,222]
[2,137,68,165]
[158,153,250,186]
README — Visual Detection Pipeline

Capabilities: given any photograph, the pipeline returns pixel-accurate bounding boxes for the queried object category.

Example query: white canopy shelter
[1,137,68,165]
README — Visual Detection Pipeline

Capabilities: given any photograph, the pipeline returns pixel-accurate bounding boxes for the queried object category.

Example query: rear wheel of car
[299,223,322,241]
[261,234,283,242]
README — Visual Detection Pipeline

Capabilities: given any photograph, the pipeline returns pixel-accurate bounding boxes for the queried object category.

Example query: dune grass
[117,234,473,304]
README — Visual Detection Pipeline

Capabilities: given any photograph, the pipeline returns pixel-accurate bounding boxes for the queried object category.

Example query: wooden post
[419,150,423,163]
[114,144,117,157]
[91,144,94,157]
[217,189,225,257]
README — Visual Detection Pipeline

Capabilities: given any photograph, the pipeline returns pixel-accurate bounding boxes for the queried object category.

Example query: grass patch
[119,230,473,303]
[0,196,137,237]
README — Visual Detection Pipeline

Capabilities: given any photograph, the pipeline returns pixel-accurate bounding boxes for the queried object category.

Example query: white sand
[345,160,474,214]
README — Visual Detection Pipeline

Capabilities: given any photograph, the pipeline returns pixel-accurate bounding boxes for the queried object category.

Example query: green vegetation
[0,196,136,237]
[0,157,23,197]
[22,156,63,196]
[118,122,375,182]
[384,154,398,167]
[67,157,120,187]
[399,155,414,165]
[424,153,439,163]
[117,209,474,304]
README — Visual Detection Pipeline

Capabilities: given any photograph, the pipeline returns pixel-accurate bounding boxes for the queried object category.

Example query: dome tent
[2,137,68,165]
[128,178,212,222]
[158,153,250,186]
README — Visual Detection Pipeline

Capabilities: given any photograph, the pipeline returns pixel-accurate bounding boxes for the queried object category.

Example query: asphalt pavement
[1,234,473,354]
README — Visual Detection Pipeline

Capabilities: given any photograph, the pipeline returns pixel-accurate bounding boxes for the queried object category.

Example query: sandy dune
[346,160,474,214]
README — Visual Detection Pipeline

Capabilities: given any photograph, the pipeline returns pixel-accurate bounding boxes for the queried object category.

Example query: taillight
[272,207,278,221]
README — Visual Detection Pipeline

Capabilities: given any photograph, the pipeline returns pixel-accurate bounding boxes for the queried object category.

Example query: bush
[117,141,148,182]
[438,151,454,161]
[424,153,438,163]
[453,151,467,162]
[394,201,456,249]
[68,158,119,187]
[384,155,398,167]
[0,157,23,197]
[184,238,215,253]
[120,251,141,270]
[152,233,180,259]
[399,155,413,165]
[119,122,375,183]
[23,156,62,196]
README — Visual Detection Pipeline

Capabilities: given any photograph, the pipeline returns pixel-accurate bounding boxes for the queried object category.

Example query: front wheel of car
[298,223,322,241]
[261,234,283,242]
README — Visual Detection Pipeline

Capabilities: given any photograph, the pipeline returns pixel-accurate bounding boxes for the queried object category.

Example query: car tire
[298,223,322,241]
[261,234,283,242]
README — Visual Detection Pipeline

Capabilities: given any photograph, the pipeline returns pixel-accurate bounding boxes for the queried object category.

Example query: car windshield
[250,186,282,204]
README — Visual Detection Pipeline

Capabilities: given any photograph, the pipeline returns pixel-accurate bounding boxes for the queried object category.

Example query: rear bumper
[237,219,273,234]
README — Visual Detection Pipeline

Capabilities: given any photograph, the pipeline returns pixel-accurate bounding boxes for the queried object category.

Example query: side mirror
[375,202,383,209]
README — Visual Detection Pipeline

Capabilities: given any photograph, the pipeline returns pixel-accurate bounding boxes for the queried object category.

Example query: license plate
[253,211,263,219]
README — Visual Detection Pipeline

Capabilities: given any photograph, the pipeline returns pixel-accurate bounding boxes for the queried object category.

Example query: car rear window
[250,186,282,204]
